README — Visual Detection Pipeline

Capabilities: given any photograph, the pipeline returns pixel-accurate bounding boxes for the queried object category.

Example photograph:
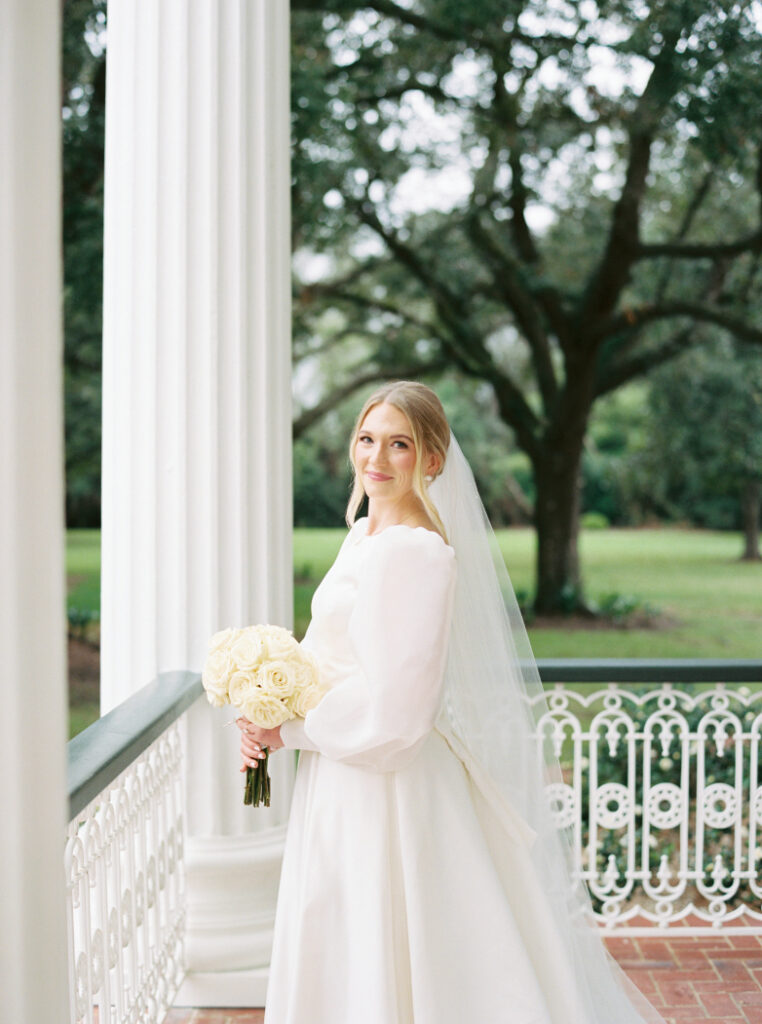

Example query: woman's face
[354,402,420,503]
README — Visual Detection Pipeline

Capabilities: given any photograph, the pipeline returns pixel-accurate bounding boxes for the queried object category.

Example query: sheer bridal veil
[429,433,665,1024]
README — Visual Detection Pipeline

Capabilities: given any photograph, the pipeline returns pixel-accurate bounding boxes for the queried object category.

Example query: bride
[238,381,664,1024]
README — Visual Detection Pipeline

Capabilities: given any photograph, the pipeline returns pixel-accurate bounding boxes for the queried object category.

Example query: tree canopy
[290,0,762,610]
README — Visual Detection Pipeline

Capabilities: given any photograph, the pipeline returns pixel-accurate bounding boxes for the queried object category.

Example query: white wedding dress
[268,517,659,1024]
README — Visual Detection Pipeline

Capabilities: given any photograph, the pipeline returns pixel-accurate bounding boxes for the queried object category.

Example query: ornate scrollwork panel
[539,683,762,930]
[65,721,187,1024]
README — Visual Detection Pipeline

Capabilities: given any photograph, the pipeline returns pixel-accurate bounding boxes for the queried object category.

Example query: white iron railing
[66,672,202,1024]
[65,663,761,1022]
[536,663,762,933]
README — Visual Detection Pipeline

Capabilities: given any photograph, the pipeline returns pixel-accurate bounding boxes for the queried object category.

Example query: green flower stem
[243,747,271,808]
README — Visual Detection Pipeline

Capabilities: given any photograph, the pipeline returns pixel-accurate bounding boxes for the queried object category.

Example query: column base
[183,826,286,974]
[174,966,269,1008]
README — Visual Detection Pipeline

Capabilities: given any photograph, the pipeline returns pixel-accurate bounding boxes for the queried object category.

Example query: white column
[0,1,69,1020]
[101,0,293,1003]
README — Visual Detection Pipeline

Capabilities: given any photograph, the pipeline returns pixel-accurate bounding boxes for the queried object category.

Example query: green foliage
[635,339,762,529]
[62,1,107,527]
[67,605,100,640]
[589,591,658,622]
[581,512,610,530]
[294,433,353,527]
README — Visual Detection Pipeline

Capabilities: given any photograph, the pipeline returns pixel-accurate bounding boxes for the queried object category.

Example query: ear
[423,450,440,478]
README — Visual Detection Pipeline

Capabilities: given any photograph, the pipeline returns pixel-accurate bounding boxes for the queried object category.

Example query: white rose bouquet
[201,624,324,807]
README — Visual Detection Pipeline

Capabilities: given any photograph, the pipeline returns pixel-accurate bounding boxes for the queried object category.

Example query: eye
[358,434,373,444]
[392,440,409,449]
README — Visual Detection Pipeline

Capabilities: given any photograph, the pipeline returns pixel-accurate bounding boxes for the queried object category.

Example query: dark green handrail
[536,659,762,684]
[67,660,762,820]
[68,670,203,819]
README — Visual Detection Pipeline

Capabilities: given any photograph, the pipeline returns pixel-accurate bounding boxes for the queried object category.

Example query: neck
[366,495,425,534]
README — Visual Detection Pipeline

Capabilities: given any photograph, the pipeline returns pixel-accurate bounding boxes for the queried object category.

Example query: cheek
[396,451,417,475]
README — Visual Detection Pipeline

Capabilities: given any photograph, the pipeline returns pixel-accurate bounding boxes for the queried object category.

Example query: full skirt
[264,729,651,1024]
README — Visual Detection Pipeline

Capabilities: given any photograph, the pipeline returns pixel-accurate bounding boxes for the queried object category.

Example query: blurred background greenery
[62,1,761,735]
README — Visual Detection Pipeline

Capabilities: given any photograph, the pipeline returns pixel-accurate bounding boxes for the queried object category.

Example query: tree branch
[292,0,482,48]
[292,326,388,365]
[489,59,540,266]
[293,360,448,439]
[594,325,695,396]
[352,202,488,366]
[638,226,762,261]
[295,256,387,301]
[313,285,440,337]
[598,300,762,352]
[354,79,450,107]
[465,213,559,409]
[507,147,540,266]
[345,199,545,457]
[654,168,715,300]
[578,34,683,328]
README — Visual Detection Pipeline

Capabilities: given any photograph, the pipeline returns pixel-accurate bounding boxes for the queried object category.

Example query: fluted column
[0,1,68,1019]
[101,0,293,1001]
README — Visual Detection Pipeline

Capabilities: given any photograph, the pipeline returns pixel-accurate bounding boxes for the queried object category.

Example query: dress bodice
[279,518,457,771]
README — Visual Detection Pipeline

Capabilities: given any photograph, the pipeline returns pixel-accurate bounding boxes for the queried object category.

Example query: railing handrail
[67,669,203,819]
[536,658,762,683]
[67,660,762,818]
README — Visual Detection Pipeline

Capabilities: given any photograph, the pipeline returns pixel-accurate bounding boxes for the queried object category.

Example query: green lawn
[66,528,101,614]
[294,526,762,658]
[67,524,761,693]
[66,525,759,740]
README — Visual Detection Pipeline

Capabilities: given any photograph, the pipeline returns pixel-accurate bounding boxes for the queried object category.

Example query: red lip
[366,471,392,481]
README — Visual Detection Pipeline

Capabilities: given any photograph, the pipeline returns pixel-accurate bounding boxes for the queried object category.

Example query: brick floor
[604,933,762,1024]
[166,933,762,1024]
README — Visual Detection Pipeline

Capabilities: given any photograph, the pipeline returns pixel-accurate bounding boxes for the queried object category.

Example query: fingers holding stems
[236,715,277,771]
[233,718,275,809]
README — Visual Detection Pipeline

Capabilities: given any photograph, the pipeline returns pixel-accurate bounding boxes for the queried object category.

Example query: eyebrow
[359,430,413,441]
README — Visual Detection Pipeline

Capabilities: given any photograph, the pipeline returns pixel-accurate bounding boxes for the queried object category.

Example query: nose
[366,443,387,466]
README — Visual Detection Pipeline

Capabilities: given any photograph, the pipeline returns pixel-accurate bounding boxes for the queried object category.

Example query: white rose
[242,692,292,729]
[290,683,325,717]
[202,648,233,706]
[229,629,267,671]
[227,669,259,708]
[259,624,298,661]
[208,627,236,653]
[259,660,297,699]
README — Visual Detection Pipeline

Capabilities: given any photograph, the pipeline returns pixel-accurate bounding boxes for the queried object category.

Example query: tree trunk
[741,479,761,561]
[533,437,586,614]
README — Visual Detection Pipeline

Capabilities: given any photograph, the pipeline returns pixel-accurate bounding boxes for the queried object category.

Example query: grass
[66,528,101,614]
[66,525,761,736]
[294,525,762,658]
[68,526,762,654]
[68,701,101,739]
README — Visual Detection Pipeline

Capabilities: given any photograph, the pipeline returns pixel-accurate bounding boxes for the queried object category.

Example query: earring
[425,474,433,483]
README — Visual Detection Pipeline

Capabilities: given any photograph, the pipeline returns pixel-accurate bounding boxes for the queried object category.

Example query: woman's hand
[237,717,284,771]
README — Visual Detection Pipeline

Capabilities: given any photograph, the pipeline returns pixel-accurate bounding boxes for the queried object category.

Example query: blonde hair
[346,381,451,540]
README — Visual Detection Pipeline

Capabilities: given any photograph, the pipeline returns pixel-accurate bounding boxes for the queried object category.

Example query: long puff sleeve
[280,528,457,772]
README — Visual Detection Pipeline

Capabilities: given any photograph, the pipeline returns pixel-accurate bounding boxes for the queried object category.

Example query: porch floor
[166,933,762,1024]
